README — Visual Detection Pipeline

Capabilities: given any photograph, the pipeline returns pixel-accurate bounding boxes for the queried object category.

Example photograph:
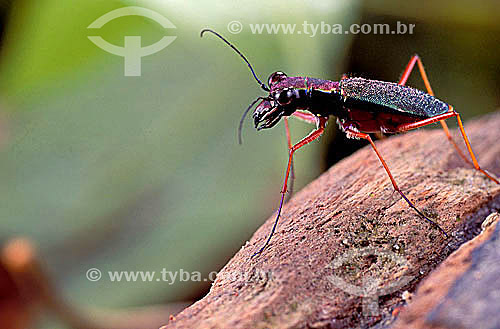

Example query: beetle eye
[268,71,287,86]
[277,89,293,105]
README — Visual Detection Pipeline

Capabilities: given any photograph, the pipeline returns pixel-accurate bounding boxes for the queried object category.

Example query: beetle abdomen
[340,77,449,118]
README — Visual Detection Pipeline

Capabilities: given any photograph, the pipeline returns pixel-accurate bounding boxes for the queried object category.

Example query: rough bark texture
[162,112,500,329]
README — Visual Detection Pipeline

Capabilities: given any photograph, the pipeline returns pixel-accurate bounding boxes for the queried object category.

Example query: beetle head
[252,71,303,130]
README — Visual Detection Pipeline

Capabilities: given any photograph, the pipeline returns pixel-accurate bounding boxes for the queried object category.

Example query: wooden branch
[162,112,500,329]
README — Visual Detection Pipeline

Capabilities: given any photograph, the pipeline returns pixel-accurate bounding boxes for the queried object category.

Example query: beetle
[200,29,499,257]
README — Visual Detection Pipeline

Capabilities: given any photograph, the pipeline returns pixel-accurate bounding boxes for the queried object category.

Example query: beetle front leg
[284,111,322,198]
[283,118,295,200]
[253,116,328,257]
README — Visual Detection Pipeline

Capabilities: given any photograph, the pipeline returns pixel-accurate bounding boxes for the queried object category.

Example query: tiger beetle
[200,28,500,257]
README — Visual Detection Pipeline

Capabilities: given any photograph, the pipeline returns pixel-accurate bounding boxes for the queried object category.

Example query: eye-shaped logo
[88,6,177,76]
[326,247,413,316]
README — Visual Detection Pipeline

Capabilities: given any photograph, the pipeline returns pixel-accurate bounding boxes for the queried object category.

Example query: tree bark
[162,112,500,329]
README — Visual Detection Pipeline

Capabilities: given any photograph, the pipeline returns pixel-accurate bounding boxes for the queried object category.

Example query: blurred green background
[0,0,498,328]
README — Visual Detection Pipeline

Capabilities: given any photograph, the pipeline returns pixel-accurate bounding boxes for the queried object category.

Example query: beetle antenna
[238,97,266,144]
[201,28,270,92]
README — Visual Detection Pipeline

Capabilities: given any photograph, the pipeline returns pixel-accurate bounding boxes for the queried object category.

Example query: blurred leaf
[0,1,357,328]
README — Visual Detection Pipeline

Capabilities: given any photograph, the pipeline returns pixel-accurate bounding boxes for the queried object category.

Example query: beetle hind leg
[397,108,499,184]
[342,122,449,236]
[398,54,470,165]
